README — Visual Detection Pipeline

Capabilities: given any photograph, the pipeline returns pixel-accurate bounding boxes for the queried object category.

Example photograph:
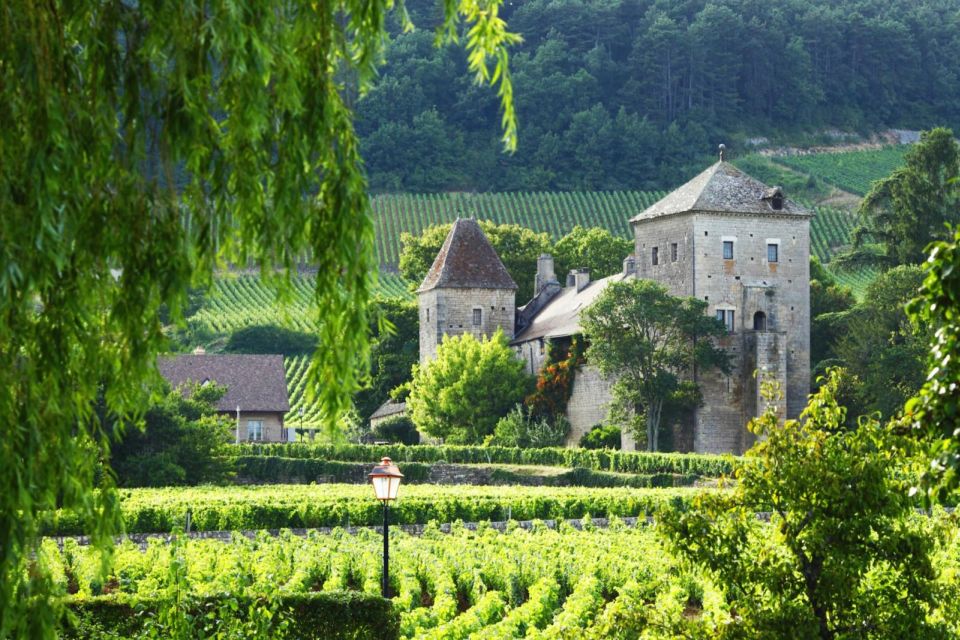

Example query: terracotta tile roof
[630,161,812,222]
[417,218,518,292]
[158,354,290,413]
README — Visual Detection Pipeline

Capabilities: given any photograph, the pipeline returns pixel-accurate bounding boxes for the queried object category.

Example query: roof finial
[718,143,726,162]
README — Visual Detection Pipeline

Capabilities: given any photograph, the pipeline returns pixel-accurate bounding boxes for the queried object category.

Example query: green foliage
[355,298,421,423]
[582,279,729,451]
[552,226,633,280]
[904,227,960,500]
[832,266,928,419]
[225,324,318,356]
[489,405,569,448]
[526,337,586,420]
[233,457,433,484]
[776,146,909,196]
[660,371,946,639]
[44,485,701,535]
[1,0,519,632]
[66,583,397,639]
[579,425,623,450]
[373,416,421,446]
[407,330,534,444]
[235,442,738,476]
[110,383,233,488]
[847,129,960,268]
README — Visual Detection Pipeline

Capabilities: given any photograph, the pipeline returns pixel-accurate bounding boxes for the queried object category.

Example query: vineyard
[54,514,960,639]
[188,273,411,337]
[773,146,907,196]
[285,356,326,428]
[44,484,700,536]
[371,191,665,267]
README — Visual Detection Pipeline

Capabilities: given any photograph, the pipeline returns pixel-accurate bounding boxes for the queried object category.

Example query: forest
[358,0,960,191]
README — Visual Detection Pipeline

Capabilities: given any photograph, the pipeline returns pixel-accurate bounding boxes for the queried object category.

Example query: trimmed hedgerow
[234,443,738,476]
[65,591,398,640]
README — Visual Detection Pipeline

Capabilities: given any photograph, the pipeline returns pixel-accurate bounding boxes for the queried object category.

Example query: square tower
[417,218,518,363]
[630,161,812,454]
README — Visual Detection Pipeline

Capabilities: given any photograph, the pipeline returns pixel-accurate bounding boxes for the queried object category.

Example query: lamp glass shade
[369,457,403,501]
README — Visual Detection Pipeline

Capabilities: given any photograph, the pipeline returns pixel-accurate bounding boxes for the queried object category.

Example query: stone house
[417,157,811,454]
[158,353,291,443]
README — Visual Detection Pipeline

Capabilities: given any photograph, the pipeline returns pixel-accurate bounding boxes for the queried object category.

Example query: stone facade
[236,411,287,443]
[419,287,516,362]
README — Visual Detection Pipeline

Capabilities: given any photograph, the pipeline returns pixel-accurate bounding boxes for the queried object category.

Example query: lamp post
[368,457,403,598]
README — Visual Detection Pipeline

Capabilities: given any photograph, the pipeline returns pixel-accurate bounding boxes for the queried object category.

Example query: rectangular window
[767,243,779,263]
[247,420,263,442]
[722,241,734,260]
[426,308,430,322]
[652,247,659,266]
[716,310,735,332]
[671,243,678,262]
[472,308,482,326]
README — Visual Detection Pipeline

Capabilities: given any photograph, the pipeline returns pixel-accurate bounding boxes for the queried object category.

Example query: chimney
[534,254,558,297]
[622,255,636,276]
[568,268,590,293]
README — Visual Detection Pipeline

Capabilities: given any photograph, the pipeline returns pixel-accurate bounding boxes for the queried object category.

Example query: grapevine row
[774,147,907,196]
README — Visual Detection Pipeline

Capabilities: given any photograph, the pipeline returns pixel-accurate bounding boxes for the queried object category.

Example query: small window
[671,243,678,262]
[767,243,779,263]
[753,311,767,331]
[722,241,734,260]
[247,420,264,442]
[716,309,735,332]
[473,308,482,326]
[426,308,430,322]
[651,247,659,266]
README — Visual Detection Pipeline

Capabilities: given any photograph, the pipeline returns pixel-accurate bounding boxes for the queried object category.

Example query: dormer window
[763,186,785,211]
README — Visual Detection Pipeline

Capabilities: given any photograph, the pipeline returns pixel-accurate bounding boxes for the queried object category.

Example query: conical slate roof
[630,161,811,222]
[418,218,518,293]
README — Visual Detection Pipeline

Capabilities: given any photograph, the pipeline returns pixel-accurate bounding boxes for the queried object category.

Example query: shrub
[490,406,568,448]
[373,415,420,445]
[580,425,622,450]
[224,324,317,356]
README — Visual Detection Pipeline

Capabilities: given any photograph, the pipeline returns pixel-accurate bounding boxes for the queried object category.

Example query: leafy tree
[660,370,947,639]
[407,330,534,444]
[110,383,233,487]
[371,415,420,446]
[843,128,960,269]
[552,225,633,281]
[833,266,927,419]
[355,298,420,422]
[581,279,729,451]
[0,1,517,635]
[904,227,960,500]
[809,256,856,370]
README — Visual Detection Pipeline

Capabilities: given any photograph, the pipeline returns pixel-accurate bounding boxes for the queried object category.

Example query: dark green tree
[552,225,633,281]
[843,128,960,269]
[355,297,420,422]
[580,279,729,451]
[111,383,233,487]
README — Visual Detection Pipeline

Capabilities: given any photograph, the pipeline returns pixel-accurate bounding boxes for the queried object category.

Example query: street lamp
[369,457,403,598]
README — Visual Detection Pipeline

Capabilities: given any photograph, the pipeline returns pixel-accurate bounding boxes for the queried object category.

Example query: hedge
[44,485,698,535]
[65,591,398,639]
[232,456,699,488]
[234,443,738,476]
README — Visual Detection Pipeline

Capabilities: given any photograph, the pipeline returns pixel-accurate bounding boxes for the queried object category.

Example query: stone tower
[417,218,518,363]
[629,159,812,454]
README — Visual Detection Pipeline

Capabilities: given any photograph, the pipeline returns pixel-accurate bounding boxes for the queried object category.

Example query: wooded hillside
[358,0,960,192]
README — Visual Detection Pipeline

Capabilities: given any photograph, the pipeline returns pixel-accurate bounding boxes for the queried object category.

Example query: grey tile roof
[370,399,407,420]
[511,273,629,343]
[418,218,518,292]
[630,161,812,222]
[158,354,290,413]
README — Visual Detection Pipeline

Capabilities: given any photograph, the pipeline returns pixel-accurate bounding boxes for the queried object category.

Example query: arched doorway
[753,311,767,331]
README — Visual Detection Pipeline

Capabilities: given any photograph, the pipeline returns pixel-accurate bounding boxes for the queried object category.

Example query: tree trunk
[647,399,663,452]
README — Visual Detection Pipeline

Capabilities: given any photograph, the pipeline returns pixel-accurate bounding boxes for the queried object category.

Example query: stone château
[417,156,812,454]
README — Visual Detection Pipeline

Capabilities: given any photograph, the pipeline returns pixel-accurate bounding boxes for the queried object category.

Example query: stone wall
[564,366,614,447]
[419,287,516,363]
